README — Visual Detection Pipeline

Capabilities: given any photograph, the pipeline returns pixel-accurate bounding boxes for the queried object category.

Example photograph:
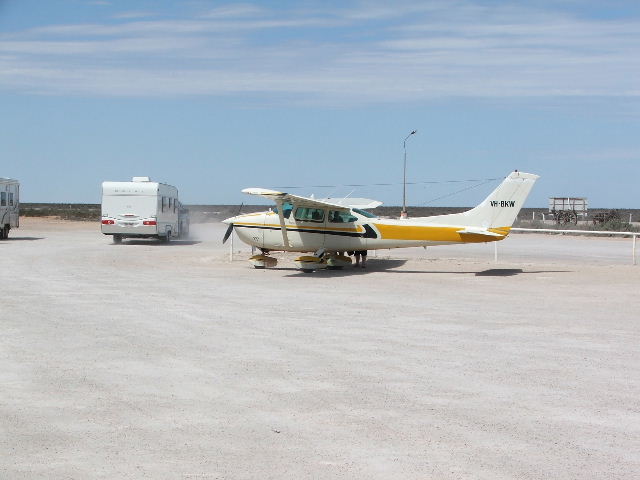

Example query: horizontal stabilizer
[456,228,505,238]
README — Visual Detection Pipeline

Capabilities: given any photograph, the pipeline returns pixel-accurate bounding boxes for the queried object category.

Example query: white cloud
[0,1,638,104]
[202,4,266,19]
[0,37,206,55]
[112,11,156,20]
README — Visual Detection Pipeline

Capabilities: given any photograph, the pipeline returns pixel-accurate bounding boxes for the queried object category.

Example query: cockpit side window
[329,210,357,223]
[294,207,324,222]
[352,208,377,218]
[273,202,293,219]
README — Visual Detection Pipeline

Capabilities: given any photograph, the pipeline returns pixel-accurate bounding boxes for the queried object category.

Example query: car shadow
[3,236,45,241]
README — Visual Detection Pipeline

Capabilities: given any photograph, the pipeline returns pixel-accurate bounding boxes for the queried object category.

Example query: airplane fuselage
[223,172,538,267]
[228,209,509,253]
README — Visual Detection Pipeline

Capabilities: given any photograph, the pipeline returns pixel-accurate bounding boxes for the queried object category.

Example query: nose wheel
[249,254,278,269]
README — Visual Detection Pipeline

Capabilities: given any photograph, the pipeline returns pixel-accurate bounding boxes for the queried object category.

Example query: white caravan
[101,177,188,243]
[0,178,19,240]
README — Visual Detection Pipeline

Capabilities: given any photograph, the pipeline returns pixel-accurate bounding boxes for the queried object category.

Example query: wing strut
[275,200,290,249]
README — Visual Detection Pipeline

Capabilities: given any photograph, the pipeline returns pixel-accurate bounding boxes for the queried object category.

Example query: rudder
[462,171,539,228]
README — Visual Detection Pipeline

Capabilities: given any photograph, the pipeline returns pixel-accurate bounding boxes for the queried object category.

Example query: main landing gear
[248,250,353,272]
[294,253,352,273]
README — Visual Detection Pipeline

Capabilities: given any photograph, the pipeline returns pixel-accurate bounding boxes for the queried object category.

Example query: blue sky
[1,0,638,207]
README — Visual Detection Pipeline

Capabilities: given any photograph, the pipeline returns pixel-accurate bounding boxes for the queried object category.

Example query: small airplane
[223,171,539,272]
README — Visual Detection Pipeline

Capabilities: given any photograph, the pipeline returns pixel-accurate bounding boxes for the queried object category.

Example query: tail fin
[421,171,539,229]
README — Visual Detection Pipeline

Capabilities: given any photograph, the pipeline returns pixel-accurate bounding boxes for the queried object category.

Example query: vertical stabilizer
[420,171,539,229]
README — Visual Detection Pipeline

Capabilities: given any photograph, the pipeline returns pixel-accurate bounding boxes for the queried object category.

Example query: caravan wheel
[113,234,122,244]
[0,226,5,240]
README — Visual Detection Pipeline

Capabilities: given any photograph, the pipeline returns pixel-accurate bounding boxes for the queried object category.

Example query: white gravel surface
[2,218,639,479]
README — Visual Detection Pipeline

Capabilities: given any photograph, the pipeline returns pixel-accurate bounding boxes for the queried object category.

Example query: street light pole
[401,130,417,219]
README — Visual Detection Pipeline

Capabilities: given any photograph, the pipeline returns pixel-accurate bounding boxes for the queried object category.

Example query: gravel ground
[2,218,639,479]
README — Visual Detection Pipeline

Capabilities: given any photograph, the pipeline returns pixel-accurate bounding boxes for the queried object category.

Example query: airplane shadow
[114,240,202,246]
[385,268,571,276]
[282,261,570,277]
[283,259,408,277]
[476,268,524,276]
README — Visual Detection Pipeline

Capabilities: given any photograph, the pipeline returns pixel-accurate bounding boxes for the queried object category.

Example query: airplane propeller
[222,202,243,244]
[222,223,234,244]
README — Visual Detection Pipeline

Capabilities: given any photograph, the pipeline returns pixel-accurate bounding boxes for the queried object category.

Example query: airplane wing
[316,197,383,209]
[242,188,361,249]
[242,188,353,211]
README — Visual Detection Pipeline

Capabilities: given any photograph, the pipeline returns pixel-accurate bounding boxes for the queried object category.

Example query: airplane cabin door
[288,206,326,251]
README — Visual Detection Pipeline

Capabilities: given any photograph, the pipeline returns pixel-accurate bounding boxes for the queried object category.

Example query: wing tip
[242,188,285,196]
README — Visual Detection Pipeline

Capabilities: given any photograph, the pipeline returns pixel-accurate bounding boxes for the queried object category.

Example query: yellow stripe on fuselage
[234,221,363,234]
[373,223,510,243]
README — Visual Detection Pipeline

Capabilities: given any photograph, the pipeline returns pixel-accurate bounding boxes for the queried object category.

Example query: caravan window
[9,193,14,206]
[161,196,167,212]
[0,192,5,206]
[173,199,177,213]
[294,207,324,222]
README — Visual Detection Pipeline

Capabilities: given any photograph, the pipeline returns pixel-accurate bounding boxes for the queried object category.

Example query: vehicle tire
[164,231,171,243]
[113,234,122,244]
[301,269,314,273]
[0,226,5,240]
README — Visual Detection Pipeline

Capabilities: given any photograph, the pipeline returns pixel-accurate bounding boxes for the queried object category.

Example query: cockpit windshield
[272,202,293,218]
[352,208,377,218]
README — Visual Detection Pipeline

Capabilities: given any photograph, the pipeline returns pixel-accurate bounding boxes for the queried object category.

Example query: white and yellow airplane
[223,171,538,271]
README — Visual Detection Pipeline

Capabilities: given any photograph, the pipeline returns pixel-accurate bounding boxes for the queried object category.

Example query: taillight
[102,220,114,225]
[143,220,157,225]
